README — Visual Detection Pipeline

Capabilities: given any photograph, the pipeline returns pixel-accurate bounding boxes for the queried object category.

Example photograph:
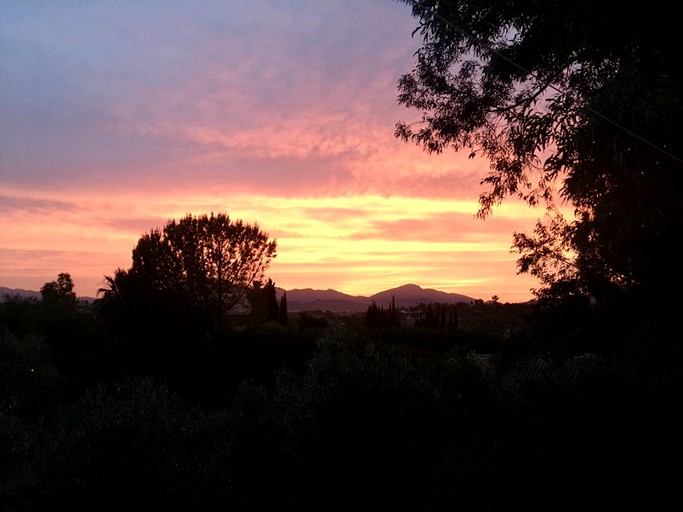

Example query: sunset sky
[1,0,557,303]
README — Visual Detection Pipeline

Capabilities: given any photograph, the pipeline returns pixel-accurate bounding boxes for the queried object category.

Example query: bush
[3,377,235,510]
[0,329,63,421]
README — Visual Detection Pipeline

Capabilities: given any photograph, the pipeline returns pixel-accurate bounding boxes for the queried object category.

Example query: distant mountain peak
[370,283,475,307]
[389,283,422,291]
[1,283,478,311]
[278,284,477,313]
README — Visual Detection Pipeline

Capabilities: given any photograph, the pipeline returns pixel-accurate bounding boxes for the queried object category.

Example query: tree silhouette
[365,297,400,329]
[388,295,399,326]
[40,273,77,305]
[265,279,279,322]
[105,213,276,337]
[365,300,384,329]
[95,268,145,333]
[414,302,458,329]
[247,278,281,324]
[396,0,683,308]
[279,292,288,325]
[97,268,128,301]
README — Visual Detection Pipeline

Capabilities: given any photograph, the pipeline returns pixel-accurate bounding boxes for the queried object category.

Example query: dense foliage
[39,273,77,305]
[96,213,276,339]
[1,281,681,510]
[396,0,683,315]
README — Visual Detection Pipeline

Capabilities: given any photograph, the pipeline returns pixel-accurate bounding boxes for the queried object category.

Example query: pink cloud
[0,1,550,303]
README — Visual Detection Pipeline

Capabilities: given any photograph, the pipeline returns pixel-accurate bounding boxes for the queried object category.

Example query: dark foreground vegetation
[1,291,681,511]
[4,0,683,507]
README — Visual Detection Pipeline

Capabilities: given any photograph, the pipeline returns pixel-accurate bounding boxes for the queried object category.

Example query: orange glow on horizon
[1,184,567,303]
[0,1,570,304]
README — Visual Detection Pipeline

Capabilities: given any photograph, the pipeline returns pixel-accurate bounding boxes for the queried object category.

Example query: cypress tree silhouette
[279,292,288,325]
[265,279,279,322]
[365,300,384,329]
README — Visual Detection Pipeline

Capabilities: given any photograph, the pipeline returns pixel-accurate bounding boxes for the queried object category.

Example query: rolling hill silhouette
[1,283,477,312]
[281,284,476,313]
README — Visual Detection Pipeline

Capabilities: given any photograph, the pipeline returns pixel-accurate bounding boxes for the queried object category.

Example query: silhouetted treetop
[396,0,683,306]
[247,278,280,324]
[98,212,276,337]
[279,291,288,325]
[40,272,77,304]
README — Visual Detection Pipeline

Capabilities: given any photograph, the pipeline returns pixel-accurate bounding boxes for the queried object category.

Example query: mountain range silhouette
[0,283,478,312]
[279,284,477,313]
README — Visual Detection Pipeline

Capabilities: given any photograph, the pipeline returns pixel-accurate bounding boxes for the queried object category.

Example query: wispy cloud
[1,187,543,300]
[0,0,547,302]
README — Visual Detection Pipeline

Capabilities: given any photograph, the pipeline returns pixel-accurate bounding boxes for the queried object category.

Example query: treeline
[1,271,681,510]
[0,212,680,510]
[365,296,459,329]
